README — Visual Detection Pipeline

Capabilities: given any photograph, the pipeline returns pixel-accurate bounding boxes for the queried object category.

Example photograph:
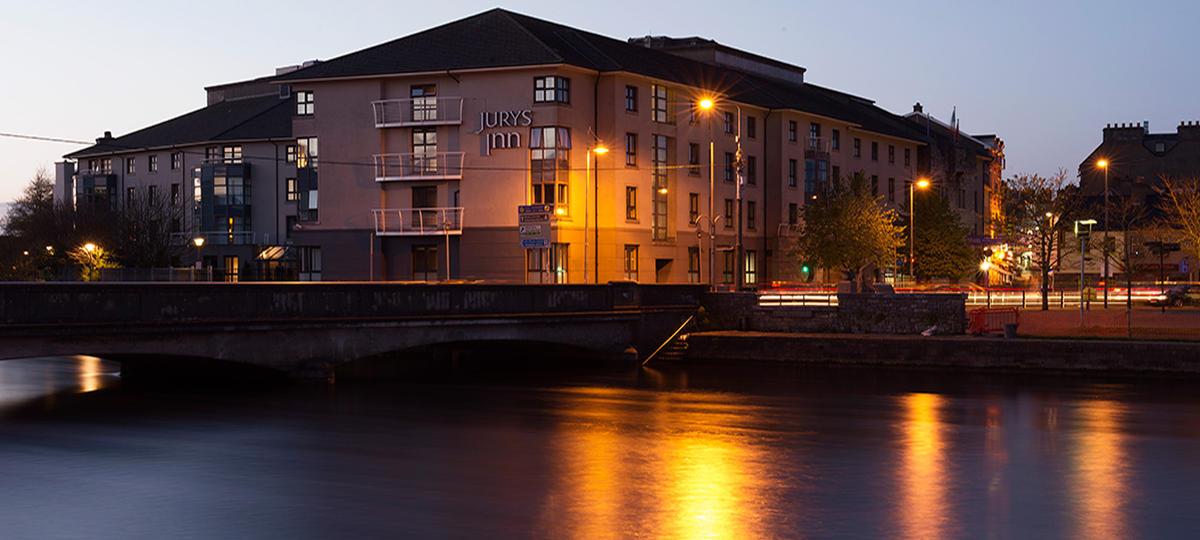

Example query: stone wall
[702,292,966,335]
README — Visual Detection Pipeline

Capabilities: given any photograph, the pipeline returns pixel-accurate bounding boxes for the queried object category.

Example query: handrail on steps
[641,313,697,366]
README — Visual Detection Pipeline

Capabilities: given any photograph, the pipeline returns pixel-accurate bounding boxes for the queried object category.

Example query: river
[1,356,1199,539]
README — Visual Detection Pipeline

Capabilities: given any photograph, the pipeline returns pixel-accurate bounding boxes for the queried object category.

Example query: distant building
[1079,120,1200,211]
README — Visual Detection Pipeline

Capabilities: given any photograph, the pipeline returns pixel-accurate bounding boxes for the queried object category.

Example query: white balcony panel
[372,207,464,236]
[374,152,464,181]
[372,97,463,127]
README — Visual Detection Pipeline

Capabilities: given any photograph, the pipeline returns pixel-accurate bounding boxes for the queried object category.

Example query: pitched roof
[903,111,994,157]
[275,8,927,143]
[65,94,291,158]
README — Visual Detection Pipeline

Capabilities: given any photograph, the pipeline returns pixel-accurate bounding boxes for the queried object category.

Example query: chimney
[97,131,113,144]
[913,102,924,114]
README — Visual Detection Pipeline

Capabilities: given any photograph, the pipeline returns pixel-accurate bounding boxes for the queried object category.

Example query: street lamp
[697,95,745,289]
[697,97,717,288]
[192,236,206,270]
[908,177,931,281]
[1099,157,1113,307]
[586,144,608,283]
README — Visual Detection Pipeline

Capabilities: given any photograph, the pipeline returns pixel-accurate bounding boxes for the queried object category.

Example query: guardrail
[373,152,464,181]
[372,207,464,236]
[759,288,1169,309]
[371,97,463,128]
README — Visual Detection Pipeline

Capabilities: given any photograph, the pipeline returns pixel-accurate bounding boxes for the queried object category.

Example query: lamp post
[586,144,608,284]
[1075,219,1097,326]
[908,177,931,281]
[1097,159,1110,308]
[698,98,717,288]
[192,236,206,272]
[698,96,744,289]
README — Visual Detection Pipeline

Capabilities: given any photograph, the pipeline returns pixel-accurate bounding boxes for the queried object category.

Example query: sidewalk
[1017,307,1200,340]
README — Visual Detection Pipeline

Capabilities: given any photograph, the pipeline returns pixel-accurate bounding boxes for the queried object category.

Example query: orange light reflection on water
[897,392,951,540]
[1072,399,1128,540]
[77,355,105,393]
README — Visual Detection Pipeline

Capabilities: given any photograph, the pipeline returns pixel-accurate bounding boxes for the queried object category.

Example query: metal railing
[759,288,1169,309]
[777,223,802,237]
[98,267,214,282]
[373,152,465,181]
[806,136,830,153]
[173,231,267,246]
[372,207,464,236]
[372,97,463,127]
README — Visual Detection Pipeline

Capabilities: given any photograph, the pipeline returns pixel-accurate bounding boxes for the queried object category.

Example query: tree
[69,243,119,282]
[114,188,183,268]
[1159,177,1200,281]
[1001,170,1080,310]
[2,168,56,243]
[794,172,904,290]
[911,191,974,281]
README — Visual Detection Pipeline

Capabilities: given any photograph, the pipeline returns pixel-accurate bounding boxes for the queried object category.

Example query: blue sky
[2,0,1198,202]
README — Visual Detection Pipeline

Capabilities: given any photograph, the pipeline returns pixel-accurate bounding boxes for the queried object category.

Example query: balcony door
[412,127,438,175]
[412,186,438,232]
[412,245,438,282]
[411,85,437,122]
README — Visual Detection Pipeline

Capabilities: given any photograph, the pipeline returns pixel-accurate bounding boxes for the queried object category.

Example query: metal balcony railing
[373,152,465,181]
[372,97,463,127]
[173,231,268,246]
[372,207,464,236]
[777,223,802,237]
[806,137,830,153]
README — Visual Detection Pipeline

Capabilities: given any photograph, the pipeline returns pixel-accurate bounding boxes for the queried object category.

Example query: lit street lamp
[83,242,97,253]
[1096,158,1110,308]
[586,144,608,283]
[192,237,206,270]
[698,95,745,289]
[908,177,931,280]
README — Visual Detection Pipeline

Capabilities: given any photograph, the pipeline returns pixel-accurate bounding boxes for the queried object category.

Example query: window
[724,199,734,228]
[788,121,797,142]
[723,112,734,134]
[651,134,669,241]
[170,152,181,171]
[689,193,700,224]
[625,133,637,166]
[213,174,249,205]
[624,245,639,280]
[809,122,821,143]
[170,183,180,206]
[871,175,879,196]
[688,247,701,284]
[126,186,135,205]
[148,155,158,173]
[534,76,569,103]
[625,85,638,112]
[853,138,861,158]
[888,145,895,164]
[412,245,439,281]
[126,157,136,174]
[299,247,322,281]
[745,156,756,185]
[223,145,243,164]
[651,84,669,123]
[888,178,896,202]
[286,178,299,201]
[904,148,911,167]
[724,152,735,182]
[871,141,879,161]
[746,201,756,230]
[412,127,438,173]
[747,116,757,138]
[286,145,297,163]
[788,203,798,225]
[832,129,840,151]
[296,91,314,116]
[788,159,798,187]
[688,143,700,175]
[722,251,734,284]
[148,184,158,201]
[100,158,112,173]
[205,147,220,162]
[625,186,638,221]
[224,256,240,283]
[744,251,757,285]
[1155,141,1166,153]
[526,244,570,283]
[530,126,571,209]
[804,159,816,197]
[297,137,318,168]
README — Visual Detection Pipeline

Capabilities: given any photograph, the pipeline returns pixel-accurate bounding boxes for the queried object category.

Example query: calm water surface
[1,357,1200,539]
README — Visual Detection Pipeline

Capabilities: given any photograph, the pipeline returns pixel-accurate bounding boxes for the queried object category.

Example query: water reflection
[77,356,106,393]
[1072,399,1128,540]
[541,387,774,539]
[897,392,952,540]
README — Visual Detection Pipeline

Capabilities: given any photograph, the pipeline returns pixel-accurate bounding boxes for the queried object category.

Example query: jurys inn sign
[475,109,533,155]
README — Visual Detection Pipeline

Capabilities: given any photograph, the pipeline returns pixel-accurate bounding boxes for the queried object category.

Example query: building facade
[274,9,928,285]
[1079,121,1200,207]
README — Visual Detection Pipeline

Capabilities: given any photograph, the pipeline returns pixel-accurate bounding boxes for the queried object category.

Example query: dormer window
[1155,142,1166,153]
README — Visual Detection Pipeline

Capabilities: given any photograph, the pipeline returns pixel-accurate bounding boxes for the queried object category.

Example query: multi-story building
[1079,120,1200,209]
[273,8,928,285]
[56,75,299,280]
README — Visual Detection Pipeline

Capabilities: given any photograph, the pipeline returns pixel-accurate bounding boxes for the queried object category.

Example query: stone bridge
[0,282,703,380]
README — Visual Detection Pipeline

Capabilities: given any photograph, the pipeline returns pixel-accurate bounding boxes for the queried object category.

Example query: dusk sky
[2,0,1198,202]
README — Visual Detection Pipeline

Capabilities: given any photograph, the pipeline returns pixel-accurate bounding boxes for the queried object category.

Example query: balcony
[372,207,464,236]
[777,223,802,237]
[174,231,269,246]
[372,97,463,127]
[373,152,465,181]
[806,137,831,155]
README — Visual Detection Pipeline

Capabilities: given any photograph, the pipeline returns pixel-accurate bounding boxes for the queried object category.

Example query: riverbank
[1017,308,1200,341]
[682,331,1200,375]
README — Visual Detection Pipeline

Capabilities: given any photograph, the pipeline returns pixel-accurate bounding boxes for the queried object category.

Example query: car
[1149,285,1200,307]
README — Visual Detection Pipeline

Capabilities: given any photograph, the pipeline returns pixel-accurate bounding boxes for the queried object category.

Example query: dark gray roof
[65,94,292,159]
[275,8,927,143]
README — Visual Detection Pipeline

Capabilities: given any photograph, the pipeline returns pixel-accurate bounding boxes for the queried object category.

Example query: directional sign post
[518,204,554,282]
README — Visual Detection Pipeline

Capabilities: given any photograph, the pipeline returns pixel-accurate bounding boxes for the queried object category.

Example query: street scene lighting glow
[915,178,931,189]
[193,237,206,248]
[82,242,96,253]
[1097,159,1109,168]
[698,98,714,110]
[593,145,609,155]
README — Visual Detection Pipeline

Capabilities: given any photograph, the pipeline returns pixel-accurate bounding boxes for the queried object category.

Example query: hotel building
[59,9,1000,285]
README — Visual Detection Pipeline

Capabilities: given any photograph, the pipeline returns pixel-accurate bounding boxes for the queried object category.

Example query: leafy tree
[1001,170,1081,310]
[911,191,974,281]
[794,172,904,290]
[1159,177,1200,281]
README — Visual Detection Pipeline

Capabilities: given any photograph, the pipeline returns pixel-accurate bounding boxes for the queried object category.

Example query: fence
[759,288,1167,309]
[98,267,214,282]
